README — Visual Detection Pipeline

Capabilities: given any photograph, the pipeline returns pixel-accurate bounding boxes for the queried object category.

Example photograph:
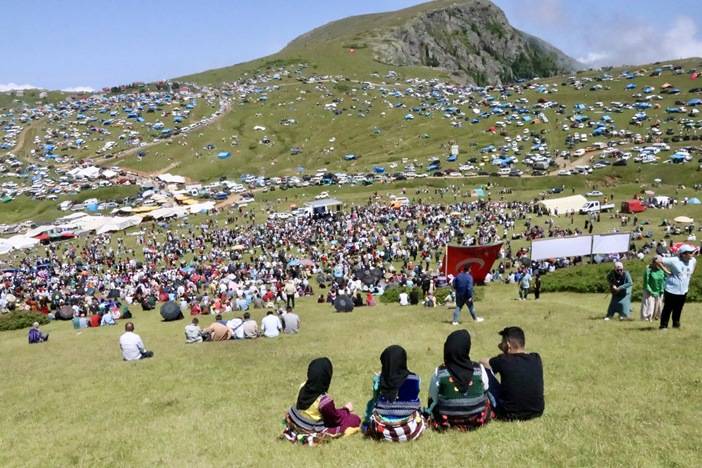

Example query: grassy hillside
[124,57,702,182]
[1,286,699,466]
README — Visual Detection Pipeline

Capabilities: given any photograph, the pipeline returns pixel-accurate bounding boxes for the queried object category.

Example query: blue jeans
[453,296,477,322]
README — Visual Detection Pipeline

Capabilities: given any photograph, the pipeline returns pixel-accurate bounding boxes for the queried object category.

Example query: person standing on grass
[518,268,531,301]
[659,245,697,329]
[119,322,153,361]
[452,264,483,325]
[604,262,633,321]
[533,273,542,300]
[640,256,669,322]
[480,326,544,421]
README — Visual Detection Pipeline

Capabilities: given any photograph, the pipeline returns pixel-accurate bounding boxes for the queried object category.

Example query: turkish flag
[440,243,502,284]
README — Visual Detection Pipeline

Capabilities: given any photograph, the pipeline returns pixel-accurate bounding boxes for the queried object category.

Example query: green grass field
[2,284,700,467]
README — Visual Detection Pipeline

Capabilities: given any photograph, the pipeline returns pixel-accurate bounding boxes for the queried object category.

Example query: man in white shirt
[119,322,153,361]
[227,316,244,340]
[261,310,282,337]
[399,291,409,306]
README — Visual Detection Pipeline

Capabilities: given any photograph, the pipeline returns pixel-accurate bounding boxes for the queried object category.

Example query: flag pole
[444,244,448,276]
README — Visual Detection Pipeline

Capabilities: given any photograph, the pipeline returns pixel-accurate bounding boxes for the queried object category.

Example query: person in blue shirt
[452,264,484,324]
[659,244,697,329]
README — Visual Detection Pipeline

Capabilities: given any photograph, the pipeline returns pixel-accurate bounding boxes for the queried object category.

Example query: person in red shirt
[89,313,101,328]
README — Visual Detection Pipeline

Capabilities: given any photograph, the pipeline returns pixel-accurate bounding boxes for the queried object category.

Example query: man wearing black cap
[480,326,544,421]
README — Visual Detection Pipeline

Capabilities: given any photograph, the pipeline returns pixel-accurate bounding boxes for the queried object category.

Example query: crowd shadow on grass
[623,325,661,332]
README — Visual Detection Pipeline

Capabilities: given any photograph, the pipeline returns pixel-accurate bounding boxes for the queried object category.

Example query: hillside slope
[180,0,579,86]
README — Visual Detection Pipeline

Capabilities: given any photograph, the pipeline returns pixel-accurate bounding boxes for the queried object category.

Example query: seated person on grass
[28,322,49,344]
[282,357,361,446]
[480,326,544,421]
[185,317,204,343]
[204,315,232,341]
[425,329,492,431]
[362,345,425,442]
[241,312,259,339]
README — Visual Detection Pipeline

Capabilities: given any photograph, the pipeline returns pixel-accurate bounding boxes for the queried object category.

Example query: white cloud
[578,52,610,65]
[0,83,40,92]
[61,86,95,93]
[577,15,702,67]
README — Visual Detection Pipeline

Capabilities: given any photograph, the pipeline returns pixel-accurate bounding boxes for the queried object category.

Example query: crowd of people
[0,194,651,322]
[282,327,544,445]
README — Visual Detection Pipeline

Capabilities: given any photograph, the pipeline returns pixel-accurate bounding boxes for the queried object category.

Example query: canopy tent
[538,195,587,215]
[673,216,694,224]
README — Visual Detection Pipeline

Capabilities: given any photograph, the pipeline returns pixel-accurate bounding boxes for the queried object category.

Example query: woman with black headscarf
[361,345,425,442]
[425,329,492,431]
[282,357,361,445]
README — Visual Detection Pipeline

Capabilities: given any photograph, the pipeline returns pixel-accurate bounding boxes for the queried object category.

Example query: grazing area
[1,284,700,467]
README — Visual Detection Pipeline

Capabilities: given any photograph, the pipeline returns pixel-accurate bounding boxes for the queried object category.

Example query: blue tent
[373,166,385,174]
[634,102,652,109]
[404,113,414,120]
[671,153,686,162]
[687,98,702,106]
[217,151,231,160]
[626,83,637,89]
[688,197,701,205]
[666,107,682,113]
[573,114,589,122]
[593,127,607,136]
[643,86,654,93]
[44,144,55,153]
[344,154,357,161]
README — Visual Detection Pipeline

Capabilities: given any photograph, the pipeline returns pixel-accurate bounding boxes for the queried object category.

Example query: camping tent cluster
[0,202,215,256]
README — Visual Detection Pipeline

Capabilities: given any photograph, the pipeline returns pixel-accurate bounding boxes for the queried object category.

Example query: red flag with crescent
[440,243,502,283]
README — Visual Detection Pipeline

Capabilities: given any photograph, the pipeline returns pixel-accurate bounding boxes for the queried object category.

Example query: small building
[303,198,343,215]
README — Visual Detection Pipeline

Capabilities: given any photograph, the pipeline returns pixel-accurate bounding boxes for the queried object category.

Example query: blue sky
[2,0,701,91]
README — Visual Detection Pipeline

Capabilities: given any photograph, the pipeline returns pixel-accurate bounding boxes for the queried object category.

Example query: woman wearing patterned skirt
[282,357,361,446]
[362,345,426,442]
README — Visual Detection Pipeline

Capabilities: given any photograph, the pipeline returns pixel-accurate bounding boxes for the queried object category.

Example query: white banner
[530,236,593,260]
[591,233,631,255]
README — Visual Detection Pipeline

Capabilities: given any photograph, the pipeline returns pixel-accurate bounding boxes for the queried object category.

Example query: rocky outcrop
[367,0,579,84]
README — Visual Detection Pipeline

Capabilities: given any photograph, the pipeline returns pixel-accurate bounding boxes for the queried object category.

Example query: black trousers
[287,295,295,309]
[659,291,686,328]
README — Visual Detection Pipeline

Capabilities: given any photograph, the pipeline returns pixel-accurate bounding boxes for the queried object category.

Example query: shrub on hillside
[541,261,701,302]
[0,311,50,332]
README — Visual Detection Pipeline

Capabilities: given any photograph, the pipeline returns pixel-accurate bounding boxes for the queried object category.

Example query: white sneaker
[475,317,485,322]
[604,317,610,321]
[451,321,459,326]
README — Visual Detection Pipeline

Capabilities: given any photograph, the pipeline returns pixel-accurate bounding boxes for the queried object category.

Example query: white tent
[539,195,587,215]
[95,216,143,234]
[158,173,186,184]
[0,235,40,255]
